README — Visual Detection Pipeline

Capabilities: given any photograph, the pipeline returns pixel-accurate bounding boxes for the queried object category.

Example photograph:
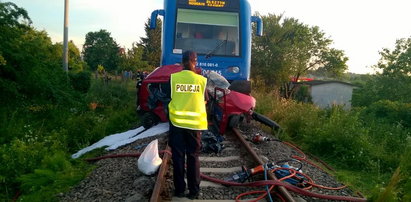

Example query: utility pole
[63,0,69,72]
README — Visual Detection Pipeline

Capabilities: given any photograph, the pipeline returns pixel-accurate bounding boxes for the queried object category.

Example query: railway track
[150,123,367,202]
[60,122,367,202]
[153,127,293,202]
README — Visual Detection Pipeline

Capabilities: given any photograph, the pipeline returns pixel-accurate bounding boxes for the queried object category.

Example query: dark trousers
[168,123,201,195]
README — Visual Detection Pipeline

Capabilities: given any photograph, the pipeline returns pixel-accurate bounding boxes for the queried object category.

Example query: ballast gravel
[59,122,363,202]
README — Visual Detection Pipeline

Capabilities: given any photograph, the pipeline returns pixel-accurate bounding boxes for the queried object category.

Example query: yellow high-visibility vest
[169,70,208,130]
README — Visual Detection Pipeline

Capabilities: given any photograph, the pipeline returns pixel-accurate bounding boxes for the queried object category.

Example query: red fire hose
[85,150,367,202]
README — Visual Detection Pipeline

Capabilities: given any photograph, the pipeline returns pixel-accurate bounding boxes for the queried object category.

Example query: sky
[8,0,411,74]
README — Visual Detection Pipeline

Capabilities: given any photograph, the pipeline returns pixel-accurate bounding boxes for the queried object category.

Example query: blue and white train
[150,0,263,81]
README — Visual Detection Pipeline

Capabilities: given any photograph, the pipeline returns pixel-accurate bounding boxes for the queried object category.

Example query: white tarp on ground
[71,122,169,159]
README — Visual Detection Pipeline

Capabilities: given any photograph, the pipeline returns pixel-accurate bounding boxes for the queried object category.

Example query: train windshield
[174,9,240,57]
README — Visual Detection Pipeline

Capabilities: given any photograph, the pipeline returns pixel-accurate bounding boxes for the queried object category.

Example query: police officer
[168,51,207,199]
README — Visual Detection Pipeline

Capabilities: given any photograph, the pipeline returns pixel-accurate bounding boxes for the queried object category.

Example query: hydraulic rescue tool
[250,133,274,143]
[226,160,308,188]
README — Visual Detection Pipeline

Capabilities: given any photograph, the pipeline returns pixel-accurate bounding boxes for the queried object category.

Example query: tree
[139,18,162,68]
[353,37,411,106]
[377,37,411,76]
[0,2,31,28]
[312,48,349,78]
[0,2,31,103]
[118,43,149,72]
[82,29,120,71]
[0,2,74,105]
[55,40,87,72]
[251,14,348,98]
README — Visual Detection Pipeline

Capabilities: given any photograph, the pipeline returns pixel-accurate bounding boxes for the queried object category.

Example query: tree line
[82,19,162,73]
[2,1,411,126]
[0,1,350,102]
[81,13,351,94]
[251,13,348,98]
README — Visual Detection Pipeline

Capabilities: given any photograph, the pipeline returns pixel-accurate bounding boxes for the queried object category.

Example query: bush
[0,23,76,106]
[0,79,139,200]
[363,100,411,128]
[399,145,411,201]
[252,88,319,139]
[293,84,312,103]
[69,71,91,93]
[86,79,133,108]
[253,87,411,199]
[0,139,52,198]
[63,112,100,150]
[300,107,374,169]
[17,151,89,201]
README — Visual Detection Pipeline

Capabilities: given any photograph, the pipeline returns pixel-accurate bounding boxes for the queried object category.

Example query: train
[137,0,275,131]
[150,0,263,81]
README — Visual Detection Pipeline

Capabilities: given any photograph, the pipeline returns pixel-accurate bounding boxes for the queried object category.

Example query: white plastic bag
[138,139,163,175]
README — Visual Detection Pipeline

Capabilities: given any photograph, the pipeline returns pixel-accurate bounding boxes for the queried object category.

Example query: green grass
[0,77,140,201]
[252,88,411,201]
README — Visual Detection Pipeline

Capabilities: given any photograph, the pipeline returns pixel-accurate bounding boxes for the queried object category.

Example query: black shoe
[186,192,199,200]
[174,192,185,198]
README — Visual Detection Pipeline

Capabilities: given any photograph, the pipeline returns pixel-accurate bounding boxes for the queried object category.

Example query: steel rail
[150,129,296,201]
[232,128,296,202]
[150,145,172,202]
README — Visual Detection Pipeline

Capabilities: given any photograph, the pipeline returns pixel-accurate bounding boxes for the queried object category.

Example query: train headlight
[228,66,240,74]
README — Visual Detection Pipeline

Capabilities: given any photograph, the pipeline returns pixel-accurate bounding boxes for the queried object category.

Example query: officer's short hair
[182,51,197,69]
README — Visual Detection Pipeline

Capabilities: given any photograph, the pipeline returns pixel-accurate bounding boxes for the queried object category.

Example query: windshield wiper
[205,39,227,59]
